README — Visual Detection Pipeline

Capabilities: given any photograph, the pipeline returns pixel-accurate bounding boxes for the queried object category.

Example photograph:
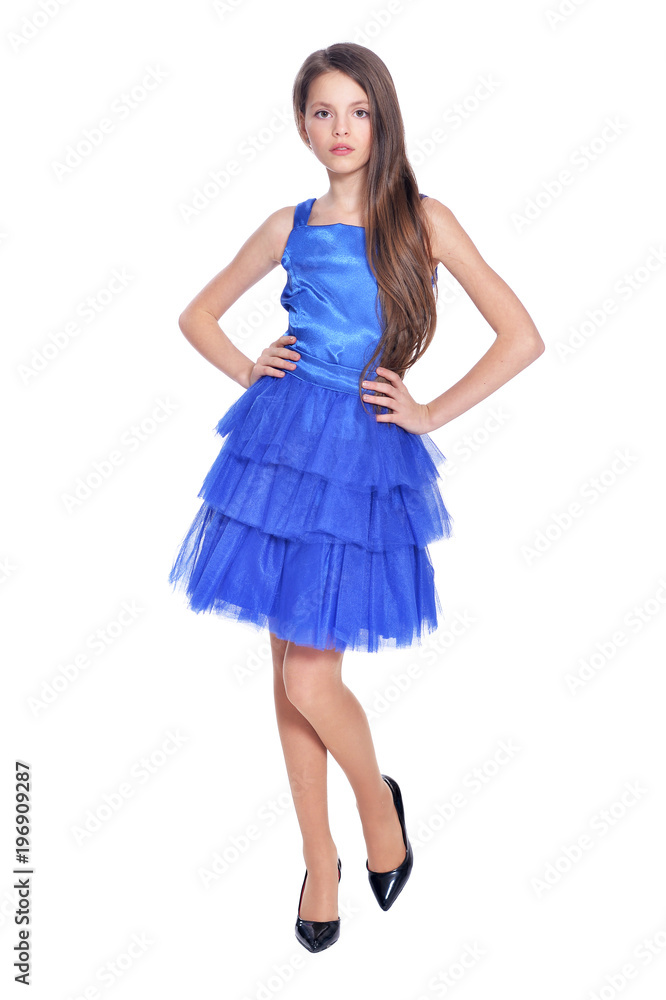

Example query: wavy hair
[291,42,439,415]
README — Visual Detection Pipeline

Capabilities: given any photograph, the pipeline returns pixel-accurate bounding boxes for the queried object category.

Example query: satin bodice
[279,195,436,394]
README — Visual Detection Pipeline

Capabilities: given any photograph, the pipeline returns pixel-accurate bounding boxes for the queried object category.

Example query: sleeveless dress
[168,194,454,653]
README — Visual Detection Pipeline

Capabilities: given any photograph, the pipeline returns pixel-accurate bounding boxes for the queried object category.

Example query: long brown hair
[291,42,438,416]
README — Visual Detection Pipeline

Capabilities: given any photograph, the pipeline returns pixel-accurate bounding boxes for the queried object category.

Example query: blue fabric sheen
[168,193,453,654]
[286,347,376,395]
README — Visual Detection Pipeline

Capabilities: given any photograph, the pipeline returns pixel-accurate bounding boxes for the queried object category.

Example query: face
[300,70,372,170]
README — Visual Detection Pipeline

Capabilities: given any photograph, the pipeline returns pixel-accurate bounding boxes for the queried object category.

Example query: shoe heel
[366,775,413,911]
[295,857,342,952]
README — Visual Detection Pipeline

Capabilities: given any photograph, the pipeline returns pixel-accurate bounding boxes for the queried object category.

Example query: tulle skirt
[168,369,453,653]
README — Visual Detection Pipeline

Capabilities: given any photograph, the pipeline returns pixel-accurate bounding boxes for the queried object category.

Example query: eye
[313,109,369,119]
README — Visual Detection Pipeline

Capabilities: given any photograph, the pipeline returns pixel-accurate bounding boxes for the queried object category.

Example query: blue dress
[168,194,454,653]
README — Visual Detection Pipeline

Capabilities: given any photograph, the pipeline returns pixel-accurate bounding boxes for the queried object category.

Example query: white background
[2,0,665,996]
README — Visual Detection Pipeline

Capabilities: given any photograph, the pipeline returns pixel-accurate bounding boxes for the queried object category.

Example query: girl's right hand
[249,334,300,387]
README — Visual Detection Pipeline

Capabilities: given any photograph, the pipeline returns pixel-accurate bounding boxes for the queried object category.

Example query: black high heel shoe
[366,774,413,911]
[295,856,342,953]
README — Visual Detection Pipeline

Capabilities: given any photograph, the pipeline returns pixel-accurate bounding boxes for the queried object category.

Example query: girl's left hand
[361,367,433,435]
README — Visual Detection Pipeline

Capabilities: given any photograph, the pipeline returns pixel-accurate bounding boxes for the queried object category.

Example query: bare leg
[281,639,406,879]
[270,631,338,921]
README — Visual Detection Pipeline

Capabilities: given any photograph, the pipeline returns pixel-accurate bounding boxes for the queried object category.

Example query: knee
[283,647,342,714]
[283,673,327,715]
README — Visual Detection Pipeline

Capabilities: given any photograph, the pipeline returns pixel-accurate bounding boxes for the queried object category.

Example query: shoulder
[239,204,300,264]
[419,196,472,266]
[262,204,301,263]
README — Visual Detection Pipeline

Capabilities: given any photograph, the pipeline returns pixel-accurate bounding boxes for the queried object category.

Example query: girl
[169,43,544,953]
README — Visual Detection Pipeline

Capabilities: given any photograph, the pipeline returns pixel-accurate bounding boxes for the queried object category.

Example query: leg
[270,631,339,921]
[281,639,406,877]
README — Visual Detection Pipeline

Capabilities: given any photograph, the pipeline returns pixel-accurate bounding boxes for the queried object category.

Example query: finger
[271,355,299,369]
[375,366,401,384]
[271,335,297,352]
[266,350,298,363]
[276,338,300,360]
[266,348,298,361]
[363,394,395,408]
[260,355,295,372]
[363,382,395,397]
[280,346,301,360]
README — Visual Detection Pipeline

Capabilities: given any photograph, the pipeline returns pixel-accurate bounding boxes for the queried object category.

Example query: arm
[421,198,545,432]
[178,205,300,390]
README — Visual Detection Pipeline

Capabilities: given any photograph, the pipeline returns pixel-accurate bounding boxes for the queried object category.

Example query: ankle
[302,840,338,872]
[356,776,393,823]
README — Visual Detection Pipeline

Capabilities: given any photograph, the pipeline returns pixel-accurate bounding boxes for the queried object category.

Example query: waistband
[285,347,378,396]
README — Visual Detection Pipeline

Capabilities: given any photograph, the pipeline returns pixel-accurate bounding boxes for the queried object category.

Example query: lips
[330,145,353,151]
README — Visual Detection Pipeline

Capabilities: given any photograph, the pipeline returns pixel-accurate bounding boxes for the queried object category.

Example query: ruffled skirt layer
[168,370,453,653]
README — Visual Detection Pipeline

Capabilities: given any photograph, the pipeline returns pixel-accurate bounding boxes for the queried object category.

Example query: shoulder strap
[293,198,316,227]
[293,194,426,228]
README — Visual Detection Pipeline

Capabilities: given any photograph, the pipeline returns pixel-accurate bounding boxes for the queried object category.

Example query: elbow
[179,304,214,337]
[178,308,195,336]
[526,333,546,360]
[513,324,545,363]
[531,332,546,359]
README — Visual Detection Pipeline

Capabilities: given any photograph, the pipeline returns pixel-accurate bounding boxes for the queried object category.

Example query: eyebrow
[309,100,369,109]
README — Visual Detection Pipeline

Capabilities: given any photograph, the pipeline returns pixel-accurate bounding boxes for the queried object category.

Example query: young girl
[169,42,544,953]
